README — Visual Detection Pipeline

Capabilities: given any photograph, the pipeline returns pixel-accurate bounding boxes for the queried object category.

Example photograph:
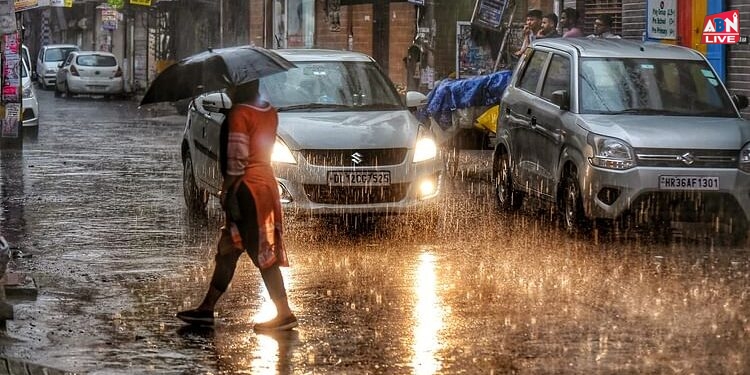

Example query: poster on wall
[456,21,494,79]
[1,103,19,138]
[2,32,20,102]
[647,0,677,40]
[470,0,507,30]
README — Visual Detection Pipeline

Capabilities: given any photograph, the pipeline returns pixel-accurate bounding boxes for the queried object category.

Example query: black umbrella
[139,45,296,106]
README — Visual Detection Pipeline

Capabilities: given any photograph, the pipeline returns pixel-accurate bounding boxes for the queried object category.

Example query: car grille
[302,148,408,167]
[635,148,738,168]
[304,183,409,204]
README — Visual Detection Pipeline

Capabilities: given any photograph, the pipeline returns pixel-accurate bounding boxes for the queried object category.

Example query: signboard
[13,0,38,11]
[471,0,507,30]
[50,0,73,7]
[647,0,677,40]
[130,0,152,6]
[456,21,494,79]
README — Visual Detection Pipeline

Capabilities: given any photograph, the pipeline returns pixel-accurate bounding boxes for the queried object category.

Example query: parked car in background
[55,51,124,99]
[22,44,31,77]
[181,49,441,217]
[494,38,750,239]
[36,44,79,89]
[21,59,39,128]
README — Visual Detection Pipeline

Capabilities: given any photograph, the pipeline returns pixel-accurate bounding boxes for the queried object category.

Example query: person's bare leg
[253,265,298,331]
[260,266,292,317]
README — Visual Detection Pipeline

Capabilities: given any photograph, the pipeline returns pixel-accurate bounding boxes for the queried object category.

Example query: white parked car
[55,51,124,98]
[21,59,39,128]
[35,44,79,89]
[181,49,442,217]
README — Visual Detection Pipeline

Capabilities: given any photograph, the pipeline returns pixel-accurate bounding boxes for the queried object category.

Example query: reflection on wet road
[0,89,748,373]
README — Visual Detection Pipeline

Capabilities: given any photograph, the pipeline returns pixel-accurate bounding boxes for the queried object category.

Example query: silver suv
[494,38,750,238]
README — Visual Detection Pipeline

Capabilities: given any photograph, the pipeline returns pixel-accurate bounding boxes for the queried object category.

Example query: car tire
[54,86,61,97]
[560,171,590,235]
[64,83,73,98]
[183,154,208,216]
[495,153,522,211]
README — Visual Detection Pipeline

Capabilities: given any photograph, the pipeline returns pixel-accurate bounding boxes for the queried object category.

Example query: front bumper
[274,159,443,216]
[41,73,56,87]
[582,164,750,222]
[22,96,39,127]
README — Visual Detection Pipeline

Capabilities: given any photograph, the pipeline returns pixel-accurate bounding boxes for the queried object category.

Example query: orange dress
[226,102,288,269]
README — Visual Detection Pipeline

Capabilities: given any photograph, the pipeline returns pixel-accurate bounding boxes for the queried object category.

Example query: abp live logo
[702,10,740,44]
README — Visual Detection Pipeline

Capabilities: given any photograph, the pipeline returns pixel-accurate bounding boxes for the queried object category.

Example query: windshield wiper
[355,103,403,110]
[277,103,351,112]
[609,108,689,116]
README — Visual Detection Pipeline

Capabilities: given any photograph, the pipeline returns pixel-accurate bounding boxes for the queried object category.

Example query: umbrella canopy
[140,45,296,106]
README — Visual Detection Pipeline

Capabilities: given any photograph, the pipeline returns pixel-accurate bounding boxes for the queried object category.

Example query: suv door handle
[530,116,537,125]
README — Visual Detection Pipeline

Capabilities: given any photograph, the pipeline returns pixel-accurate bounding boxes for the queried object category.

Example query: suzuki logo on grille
[351,152,364,165]
[679,152,696,165]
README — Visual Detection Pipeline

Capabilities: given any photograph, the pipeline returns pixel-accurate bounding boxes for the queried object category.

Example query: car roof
[72,51,116,57]
[533,38,705,60]
[43,44,79,49]
[274,49,375,63]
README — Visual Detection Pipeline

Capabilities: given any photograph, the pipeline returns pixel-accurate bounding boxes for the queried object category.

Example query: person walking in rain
[177,79,297,332]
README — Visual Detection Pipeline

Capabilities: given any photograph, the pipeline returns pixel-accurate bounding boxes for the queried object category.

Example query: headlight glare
[587,133,635,170]
[740,143,750,173]
[413,126,437,163]
[271,139,296,164]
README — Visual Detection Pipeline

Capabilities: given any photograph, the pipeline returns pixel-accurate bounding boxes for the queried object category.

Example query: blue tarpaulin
[417,70,512,129]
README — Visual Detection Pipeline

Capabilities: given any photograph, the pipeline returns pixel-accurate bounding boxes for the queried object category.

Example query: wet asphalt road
[0,87,748,374]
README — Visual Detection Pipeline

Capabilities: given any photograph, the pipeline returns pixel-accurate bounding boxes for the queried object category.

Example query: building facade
[17,0,750,118]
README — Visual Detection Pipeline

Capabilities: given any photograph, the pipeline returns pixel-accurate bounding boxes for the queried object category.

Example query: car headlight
[412,127,437,163]
[271,138,296,164]
[740,143,750,173]
[587,133,635,170]
[23,85,33,99]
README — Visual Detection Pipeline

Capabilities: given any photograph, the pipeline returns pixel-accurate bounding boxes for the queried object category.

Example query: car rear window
[76,55,117,67]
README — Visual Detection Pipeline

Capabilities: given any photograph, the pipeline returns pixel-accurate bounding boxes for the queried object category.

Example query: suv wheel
[183,154,208,216]
[560,172,589,234]
[495,153,522,211]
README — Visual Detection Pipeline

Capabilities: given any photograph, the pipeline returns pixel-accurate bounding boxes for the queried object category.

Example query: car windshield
[260,61,403,111]
[579,58,736,117]
[45,47,78,62]
[76,55,117,67]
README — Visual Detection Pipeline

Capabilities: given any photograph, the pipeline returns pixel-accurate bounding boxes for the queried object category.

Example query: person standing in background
[537,13,560,39]
[513,9,543,58]
[560,8,583,37]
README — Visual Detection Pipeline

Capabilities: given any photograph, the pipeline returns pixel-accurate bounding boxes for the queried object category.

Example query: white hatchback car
[35,44,79,89]
[21,59,39,128]
[55,51,124,98]
[181,49,441,217]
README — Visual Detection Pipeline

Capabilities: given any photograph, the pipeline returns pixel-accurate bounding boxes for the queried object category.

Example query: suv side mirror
[405,91,427,108]
[733,94,749,110]
[200,92,232,113]
[551,90,570,111]
[57,62,63,68]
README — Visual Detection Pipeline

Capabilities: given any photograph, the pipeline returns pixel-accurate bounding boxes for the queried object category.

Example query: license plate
[659,175,719,191]
[327,171,391,186]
